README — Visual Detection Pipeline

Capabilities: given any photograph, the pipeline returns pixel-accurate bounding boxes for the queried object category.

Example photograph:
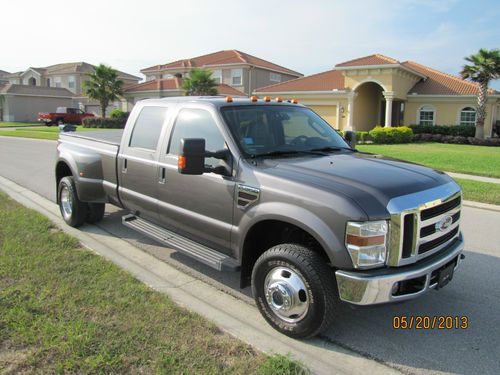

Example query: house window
[459,107,476,125]
[231,69,242,86]
[163,74,173,79]
[54,76,62,88]
[418,105,435,126]
[211,69,222,84]
[270,72,281,82]
[68,76,76,89]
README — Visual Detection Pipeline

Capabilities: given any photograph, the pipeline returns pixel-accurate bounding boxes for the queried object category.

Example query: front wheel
[252,244,338,338]
[58,176,87,227]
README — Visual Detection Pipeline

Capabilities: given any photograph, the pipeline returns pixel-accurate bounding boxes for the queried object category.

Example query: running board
[122,214,240,272]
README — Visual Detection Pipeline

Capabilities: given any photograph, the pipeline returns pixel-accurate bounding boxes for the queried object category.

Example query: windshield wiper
[250,150,304,158]
[308,146,356,153]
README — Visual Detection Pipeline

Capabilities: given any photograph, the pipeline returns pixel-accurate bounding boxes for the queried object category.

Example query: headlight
[345,220,388,269]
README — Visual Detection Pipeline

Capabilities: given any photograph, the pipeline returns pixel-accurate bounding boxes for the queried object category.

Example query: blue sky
[2,0,499,88]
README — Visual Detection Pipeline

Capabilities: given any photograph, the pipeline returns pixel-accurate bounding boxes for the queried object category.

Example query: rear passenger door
[157,107,235,253]
[118,106,169,222]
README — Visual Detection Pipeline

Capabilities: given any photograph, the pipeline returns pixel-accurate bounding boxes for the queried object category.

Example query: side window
[129,106,168,150]
[169,108,226,167]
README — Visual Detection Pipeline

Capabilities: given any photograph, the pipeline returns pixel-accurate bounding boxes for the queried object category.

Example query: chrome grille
[387,183,462,267]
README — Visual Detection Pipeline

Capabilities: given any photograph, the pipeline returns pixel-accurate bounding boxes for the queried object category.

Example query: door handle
[159,167,166,184]
[122,158,127,173]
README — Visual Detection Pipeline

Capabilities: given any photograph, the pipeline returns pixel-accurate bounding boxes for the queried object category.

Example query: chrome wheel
[60,186,73,220]
[263,266,309,323]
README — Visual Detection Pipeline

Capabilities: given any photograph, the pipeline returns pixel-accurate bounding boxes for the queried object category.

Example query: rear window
[129,106,168,150]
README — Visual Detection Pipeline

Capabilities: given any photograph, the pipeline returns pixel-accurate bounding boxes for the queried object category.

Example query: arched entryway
[353,82,384,131]
[28,77,37,86]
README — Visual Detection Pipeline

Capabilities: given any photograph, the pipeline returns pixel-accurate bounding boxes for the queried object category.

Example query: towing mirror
[344,131,357,148]
[178,138,206,175]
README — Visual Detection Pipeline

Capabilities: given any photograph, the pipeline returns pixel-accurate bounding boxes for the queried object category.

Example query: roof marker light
[250,95,258,102]
[263,96,271,102]
[275,97,283,103]
[291,98,299,104]
[226,96,233,103]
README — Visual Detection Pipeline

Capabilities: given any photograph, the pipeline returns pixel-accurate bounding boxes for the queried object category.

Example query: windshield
[220,105,350,157]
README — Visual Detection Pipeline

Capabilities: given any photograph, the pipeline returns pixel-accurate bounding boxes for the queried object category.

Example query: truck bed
[61,130,124,145]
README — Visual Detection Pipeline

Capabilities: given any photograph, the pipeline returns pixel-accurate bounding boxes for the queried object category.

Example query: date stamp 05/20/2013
[392,315,469,330]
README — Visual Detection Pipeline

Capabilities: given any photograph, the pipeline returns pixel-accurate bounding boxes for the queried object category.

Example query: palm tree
[83,64,124,118]
[460,48,500,139]
[182,68,218,96]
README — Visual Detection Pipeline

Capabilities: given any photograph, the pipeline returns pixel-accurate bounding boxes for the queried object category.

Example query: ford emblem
[435,215,453,232]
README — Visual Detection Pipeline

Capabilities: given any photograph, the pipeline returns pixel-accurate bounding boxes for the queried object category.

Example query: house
[134,49,302,98]
[255,54,500,137]
[0,62,141,121]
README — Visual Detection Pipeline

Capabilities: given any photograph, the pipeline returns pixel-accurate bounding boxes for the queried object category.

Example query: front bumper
[335,233,464,305]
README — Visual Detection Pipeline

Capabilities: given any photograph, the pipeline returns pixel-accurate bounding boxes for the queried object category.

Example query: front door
[157,107,235,253]
[118,105,169,222]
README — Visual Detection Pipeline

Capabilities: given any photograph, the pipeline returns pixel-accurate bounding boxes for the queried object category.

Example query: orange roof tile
[142,50,302,77]
[255,70,345,93]
[216,84,246,96]
[335,54,399,67]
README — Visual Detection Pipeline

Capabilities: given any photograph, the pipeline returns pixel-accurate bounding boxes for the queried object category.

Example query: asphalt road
[1,136,499,375]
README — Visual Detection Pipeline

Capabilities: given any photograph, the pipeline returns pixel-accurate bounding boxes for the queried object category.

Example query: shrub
[409,124,475,137]
[355,131,372,143]
[368,126,413,144]
[82,117,126,129]
[109,109,130,120]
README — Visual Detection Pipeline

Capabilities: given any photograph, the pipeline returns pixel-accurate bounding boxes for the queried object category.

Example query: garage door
[308,105,337,129]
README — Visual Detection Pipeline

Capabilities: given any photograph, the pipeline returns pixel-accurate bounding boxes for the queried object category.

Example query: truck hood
[257,151,454,218]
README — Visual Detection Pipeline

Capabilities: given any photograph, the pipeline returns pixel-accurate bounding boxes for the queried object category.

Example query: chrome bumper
[335,234,464,305]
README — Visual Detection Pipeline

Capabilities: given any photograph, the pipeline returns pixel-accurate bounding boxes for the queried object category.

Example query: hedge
[369,126,413,144]
[109,109,130,120]
[82,117,126,129]
[409,124,475,137]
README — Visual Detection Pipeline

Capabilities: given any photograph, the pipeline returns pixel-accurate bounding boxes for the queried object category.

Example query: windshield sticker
[243,137,254,145]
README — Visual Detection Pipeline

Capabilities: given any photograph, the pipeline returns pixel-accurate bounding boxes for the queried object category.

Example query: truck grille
[388,190,462,267]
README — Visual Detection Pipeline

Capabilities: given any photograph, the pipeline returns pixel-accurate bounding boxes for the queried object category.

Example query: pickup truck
[55,96,464,338]
[38,107,94,126]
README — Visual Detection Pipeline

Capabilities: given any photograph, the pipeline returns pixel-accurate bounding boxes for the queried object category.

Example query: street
[0,136,499,375]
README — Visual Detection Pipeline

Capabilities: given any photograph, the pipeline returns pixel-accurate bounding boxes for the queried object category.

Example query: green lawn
[455,178,500,205]
[0,192,305,374]
[0,121,39,127]
[0,126,119,140]
[357,143,500,178]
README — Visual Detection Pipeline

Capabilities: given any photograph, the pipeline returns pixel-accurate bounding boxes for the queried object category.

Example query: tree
[0,94,4,122]
[182,68,218,96]
[82,64,124,118]
[460,48,500,139]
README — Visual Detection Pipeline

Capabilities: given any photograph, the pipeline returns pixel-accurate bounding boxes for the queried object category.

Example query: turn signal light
[275,97,283,102]
[178,155,186,169]
[263,96,271,102]
[250,95,258,102]
[225,96,233,103]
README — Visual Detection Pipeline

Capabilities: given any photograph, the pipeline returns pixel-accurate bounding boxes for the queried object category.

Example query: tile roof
[255,69,345,93]
[141,50,302,77]
[335,54,399,67]
[124,77,246,96]
[402,61,496,95]
[0,69,11,76]
[0,83,74,97]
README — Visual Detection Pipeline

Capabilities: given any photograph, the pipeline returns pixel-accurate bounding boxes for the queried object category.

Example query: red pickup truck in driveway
[38,107,94,126]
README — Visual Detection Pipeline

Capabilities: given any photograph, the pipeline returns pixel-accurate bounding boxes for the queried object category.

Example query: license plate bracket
[437,261,455,289]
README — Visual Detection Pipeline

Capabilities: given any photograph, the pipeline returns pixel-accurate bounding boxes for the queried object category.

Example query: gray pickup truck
[55,97,464,338]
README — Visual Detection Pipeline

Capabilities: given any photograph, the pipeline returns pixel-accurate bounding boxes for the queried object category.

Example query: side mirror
[344,131,357,148]
[178,138,206,175]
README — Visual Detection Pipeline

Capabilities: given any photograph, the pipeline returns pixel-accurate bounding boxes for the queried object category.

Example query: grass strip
[454,178,500,206]
[0,192,306,374]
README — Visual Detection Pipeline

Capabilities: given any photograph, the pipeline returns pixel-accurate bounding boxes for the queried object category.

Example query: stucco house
[137,50,302,95]
[0,62,141,121]
[255,54,500,137]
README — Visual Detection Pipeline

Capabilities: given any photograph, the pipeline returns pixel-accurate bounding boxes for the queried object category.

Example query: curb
[446,171,500,185]
[462,200,500,213]
[0,174,400,375]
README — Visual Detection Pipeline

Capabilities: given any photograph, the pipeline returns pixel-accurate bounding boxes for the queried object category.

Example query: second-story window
[270,72,281,82]
[211,69,222,84]
[231,69,242,86]
[54,76,62,88]
[68,76,76,89]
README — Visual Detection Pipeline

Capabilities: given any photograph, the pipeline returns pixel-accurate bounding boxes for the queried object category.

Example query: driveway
[0,136,499,375]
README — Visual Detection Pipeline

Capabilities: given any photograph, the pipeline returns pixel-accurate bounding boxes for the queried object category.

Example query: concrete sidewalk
[0,174,400,375]
[446,171,500,185]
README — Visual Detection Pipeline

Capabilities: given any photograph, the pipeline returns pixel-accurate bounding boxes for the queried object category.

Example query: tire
[86,203,105,224]
[251,244,337,338]
[58,176,87,227]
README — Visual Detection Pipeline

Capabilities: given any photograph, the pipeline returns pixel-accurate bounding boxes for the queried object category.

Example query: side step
[122,214,240,272]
